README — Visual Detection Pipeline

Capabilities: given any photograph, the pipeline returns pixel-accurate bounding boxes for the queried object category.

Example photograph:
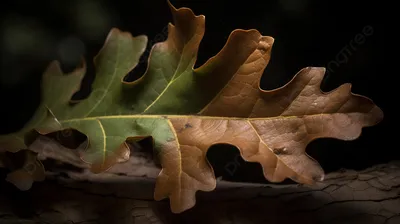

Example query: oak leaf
[0,1,383,213]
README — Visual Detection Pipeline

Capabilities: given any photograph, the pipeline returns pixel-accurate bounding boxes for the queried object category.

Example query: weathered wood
[0,136,399,224]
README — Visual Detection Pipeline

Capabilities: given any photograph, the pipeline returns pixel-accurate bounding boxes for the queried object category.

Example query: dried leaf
[3,150,45,191]
[0,0,383,213]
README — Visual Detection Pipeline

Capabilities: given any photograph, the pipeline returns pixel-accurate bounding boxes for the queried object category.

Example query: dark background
[0,0,391,183]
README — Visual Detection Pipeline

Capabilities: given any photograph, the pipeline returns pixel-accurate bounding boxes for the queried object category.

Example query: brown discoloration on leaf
[200,64,383,127]
[251,67,383,121]
[198,34,274,117]
[177,122,193,133]
[154,118,216,213]
[155,103,383,212]
[273,147,288,155]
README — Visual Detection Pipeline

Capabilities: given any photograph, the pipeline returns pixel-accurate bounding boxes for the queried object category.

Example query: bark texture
[0,137,399,224]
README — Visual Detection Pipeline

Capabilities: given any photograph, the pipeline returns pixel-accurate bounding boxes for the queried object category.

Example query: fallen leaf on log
[0,0,383,213]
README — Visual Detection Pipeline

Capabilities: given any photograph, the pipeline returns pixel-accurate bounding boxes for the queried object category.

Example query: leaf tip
[6,170,33,191]
[264,35,275,46]
[168,0,205,21]
[307,66,326,74]
[167,0,176,11]
[44,56,86,78]
[103,27,148,47]
[368,104,385,126]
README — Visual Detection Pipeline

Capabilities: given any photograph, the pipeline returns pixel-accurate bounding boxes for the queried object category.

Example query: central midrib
[83,35,122,118]
[58,113,339,124]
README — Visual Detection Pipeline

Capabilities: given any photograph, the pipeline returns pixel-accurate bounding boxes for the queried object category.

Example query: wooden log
[0,136,399,224]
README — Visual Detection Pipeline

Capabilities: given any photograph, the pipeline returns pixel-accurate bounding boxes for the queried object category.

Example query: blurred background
[0,0,391,183]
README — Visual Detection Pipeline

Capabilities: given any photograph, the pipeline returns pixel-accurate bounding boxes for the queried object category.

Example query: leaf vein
[166,119,182,200]
[247,120,288,179]
[95,119,106,166]
[142,37,191,113]
[84,37,121,117]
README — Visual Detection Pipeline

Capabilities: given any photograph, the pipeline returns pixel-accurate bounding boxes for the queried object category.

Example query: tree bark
[0,137,399,224]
